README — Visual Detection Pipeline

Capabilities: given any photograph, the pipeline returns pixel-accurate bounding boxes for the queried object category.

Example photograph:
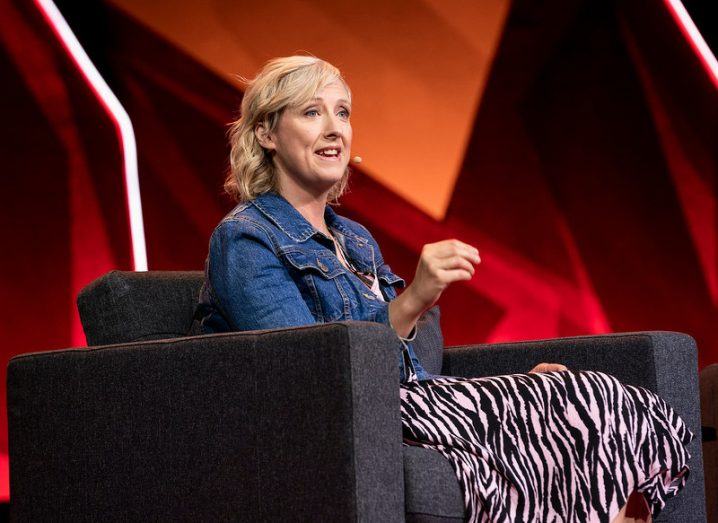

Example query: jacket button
[362,292,375,300]
[318,261,329,272]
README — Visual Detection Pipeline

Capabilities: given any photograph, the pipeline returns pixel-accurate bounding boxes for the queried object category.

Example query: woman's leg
[402,372,687,522]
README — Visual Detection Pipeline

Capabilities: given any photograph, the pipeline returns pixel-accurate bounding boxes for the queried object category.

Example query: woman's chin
[279,168,344,198]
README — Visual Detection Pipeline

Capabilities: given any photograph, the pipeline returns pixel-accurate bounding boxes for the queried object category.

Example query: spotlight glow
[33,0,148,270]
[664,0,718,89]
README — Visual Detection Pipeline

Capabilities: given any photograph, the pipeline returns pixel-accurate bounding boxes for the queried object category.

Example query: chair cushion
[403,445,464,521]
[78,270,204,346]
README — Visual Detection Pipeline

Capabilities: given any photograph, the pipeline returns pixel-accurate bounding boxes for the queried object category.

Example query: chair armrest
[7,321,404,521]
[441,331,705,522]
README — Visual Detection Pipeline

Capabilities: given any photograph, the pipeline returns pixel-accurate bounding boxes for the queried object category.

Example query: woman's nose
[322,113,345,138]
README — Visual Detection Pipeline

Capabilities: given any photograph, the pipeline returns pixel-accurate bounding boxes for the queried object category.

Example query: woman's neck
[277,184,331,236]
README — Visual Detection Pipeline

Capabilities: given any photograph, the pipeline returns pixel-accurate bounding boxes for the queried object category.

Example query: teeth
[318,149,338,156]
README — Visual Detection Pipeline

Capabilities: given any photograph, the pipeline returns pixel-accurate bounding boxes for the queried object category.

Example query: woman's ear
[254,123,275,151]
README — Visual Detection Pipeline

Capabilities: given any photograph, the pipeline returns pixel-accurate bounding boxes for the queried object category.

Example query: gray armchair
[7,271,706,521]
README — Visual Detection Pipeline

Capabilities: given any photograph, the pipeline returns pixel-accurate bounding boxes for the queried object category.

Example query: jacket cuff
[397,324,417,342]
[377,303,417,342]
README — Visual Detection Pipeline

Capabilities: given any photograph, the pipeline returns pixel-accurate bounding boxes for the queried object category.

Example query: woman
[197,56,692,522]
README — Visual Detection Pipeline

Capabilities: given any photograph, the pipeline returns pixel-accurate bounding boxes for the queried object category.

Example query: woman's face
[259,81,352,198]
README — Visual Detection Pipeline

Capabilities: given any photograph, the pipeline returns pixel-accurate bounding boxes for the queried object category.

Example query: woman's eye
[338,109,351,118]
[305,109,319,117]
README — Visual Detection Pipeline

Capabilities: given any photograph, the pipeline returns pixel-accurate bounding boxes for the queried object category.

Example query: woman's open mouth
[315,147,342,161]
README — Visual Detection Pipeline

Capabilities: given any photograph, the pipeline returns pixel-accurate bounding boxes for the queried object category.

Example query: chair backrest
[77,270,444,375]
[78,270,204,346]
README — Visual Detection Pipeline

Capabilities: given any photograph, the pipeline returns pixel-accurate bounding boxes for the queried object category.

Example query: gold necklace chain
[328,230,374,287]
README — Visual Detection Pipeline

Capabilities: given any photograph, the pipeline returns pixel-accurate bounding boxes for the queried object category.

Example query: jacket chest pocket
[282,249,351,322]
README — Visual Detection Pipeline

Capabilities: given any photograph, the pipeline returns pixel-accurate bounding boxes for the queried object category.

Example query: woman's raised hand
[404,239,481,312]
[388,239,480,339]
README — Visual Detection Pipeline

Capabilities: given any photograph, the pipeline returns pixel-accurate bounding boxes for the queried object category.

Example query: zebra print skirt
[400,371,692,522]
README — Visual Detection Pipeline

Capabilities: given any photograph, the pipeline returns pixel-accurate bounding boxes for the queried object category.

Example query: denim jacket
[196,191,429,382]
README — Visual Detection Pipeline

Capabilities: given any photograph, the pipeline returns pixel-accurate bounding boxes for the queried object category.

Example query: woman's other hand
[529,363,569,373]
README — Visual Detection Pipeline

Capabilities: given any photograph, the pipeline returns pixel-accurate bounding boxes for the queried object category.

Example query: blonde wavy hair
[225,56,352,204]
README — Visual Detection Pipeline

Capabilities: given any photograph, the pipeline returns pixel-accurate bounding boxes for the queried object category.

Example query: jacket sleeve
[206,219,317,331]
[372,286,418,342]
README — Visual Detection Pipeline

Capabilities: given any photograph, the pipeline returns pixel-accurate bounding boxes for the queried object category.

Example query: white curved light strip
[664,0,718,89]
[33,0,148,271]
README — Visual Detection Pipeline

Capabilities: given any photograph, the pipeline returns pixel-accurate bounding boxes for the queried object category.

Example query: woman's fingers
[441,269,474,282]
[408,238,482,311]
[529,363,569,374]
[436,256,476,275]
[429,239,481,264]
[418,240,482,285]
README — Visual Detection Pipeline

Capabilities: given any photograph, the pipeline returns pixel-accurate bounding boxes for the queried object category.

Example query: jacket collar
[250,191,369,247]
[252,192,316,242]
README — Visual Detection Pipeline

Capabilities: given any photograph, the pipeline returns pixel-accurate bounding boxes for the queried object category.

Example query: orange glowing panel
[107,0,511,219]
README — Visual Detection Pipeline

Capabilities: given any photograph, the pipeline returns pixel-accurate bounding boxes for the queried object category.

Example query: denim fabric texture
[197,191,429,381]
